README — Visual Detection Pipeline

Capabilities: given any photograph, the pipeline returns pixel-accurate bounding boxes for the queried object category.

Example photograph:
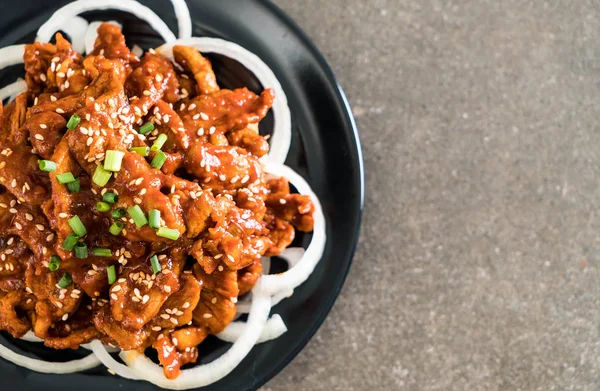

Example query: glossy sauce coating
[0,24,313,378]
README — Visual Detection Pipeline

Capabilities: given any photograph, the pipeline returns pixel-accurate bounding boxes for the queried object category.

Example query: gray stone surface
[262,1,600,390]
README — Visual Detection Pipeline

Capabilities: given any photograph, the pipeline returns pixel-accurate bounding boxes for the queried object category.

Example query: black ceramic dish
[0,0,363,390]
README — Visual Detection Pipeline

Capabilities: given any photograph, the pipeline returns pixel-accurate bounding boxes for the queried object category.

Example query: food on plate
[0,3,326,388]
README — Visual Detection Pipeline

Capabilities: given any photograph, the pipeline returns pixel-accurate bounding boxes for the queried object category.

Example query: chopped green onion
[57,273,72,288]
[61,234,79,251]
[96,201,111,212]
[103,192,118,204]
[138,122,154,135]
[151,151,167,169]
[92,248,112,257]
[66,114,81,130]
[67,178,81,193]
[48,255,61,272]
[150,255,161,274]
[109,221,124,235]
[56,172,76,184]
[148,209,161,229]
[111,208,126,219]
[127,205,148,228]
[104,150,125,172]
[107,265,116,284]
[92,165,112,187]
[156,227,180,240]
[150,134,168,151]
[130,146,149,157]
[39,160,57,172]
[68,215,87,237]
[74,242,88,259]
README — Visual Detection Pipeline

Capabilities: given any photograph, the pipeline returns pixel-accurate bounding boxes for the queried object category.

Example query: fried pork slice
[177,88,274,143]
[190,194,269,273]
[172,45,219,95]
[152,273,202,330]
[192,264,238,334]
[109,264,179,331]
[44,304,100,349]
[4,93,28,145]
[93,305,151,350]
[153,326,207,379]
[238,260,263,296]
[26,264,82,338]
[90,23,139,69]
[0,140,49,206]
[125,52,180,122]
[0,238,29,293]
[24,33,83,93]
[24,111,67,159]
[0,291,33,337]
[7,202,56,263]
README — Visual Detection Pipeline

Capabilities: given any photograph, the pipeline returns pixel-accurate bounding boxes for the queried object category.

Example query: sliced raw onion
[257,163,327,296]
[0,45,25,69]
[0,339,100,374]
[61,16,89,53]
[19,331,43,343]
[156,38,292,164]
[0,80,27,102]
[170,0,192,39]
[236,288,293,315]
[217,314,287,344]
[120,290,271,390]
[36,0,177,44]
[89,340,140,380]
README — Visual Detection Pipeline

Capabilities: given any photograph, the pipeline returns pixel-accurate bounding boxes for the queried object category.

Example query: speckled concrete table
[264,1,600,390]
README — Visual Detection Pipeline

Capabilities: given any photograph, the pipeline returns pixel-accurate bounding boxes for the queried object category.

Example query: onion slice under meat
[217,314,287,344]
[120,290,271,390]
[36,0,177,44]
[0,80,27,102]
[0,338,100,374]
[156,38,292,165]
[89,340,140,380]
[0,45,25,69]
[258,162,327,296]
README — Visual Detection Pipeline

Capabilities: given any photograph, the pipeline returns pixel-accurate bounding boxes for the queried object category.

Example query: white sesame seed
[152,326,161,331]
[170,317,178,325]
[40,73,47,82]
[192,113,200,120]
[164,286,172,293]
[203,313,212,319]
[209,126,216,134]
[111,293,118,300]
[211,297,217,304]
[14,222,22,230]
[200,112,209,120]
[36,224,45,231]
[160,314,170,320]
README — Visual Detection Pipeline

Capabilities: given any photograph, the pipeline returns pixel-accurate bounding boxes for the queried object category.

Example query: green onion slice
[150,255,161,274]
[56,172,76,184]
[67,178,81,193]
[109,221,124,236]
[150,134,167,151]
[74,242,88,259]
[103,192,118,204]
[39,160,57,172]
[68,215,87,237]
[148,209,161,229]
[66,114,81,130]
[92,248,112,257]
[57,272,72,288]
[138,122,154,135]
[48,255,60,271]
[61,234,79,251]
[127,205,148,228]
[107,265,117,285]
[156,227,180,241]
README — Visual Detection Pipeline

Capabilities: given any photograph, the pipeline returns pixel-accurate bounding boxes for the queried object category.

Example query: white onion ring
[0,80,27,102]
[170,0,192,39]
[120,290,271,390]
[19,331,43,343]
[156,38,292,164]
[0,339,100,374]
[89,340,140,380]
[217,314,287,344]
[36,0,177,44]
[257,163,327,296]
[60,16,89,53]
[0,45,25,69]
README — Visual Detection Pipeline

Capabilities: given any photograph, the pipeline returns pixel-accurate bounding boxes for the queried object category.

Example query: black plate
[0,1,364,390]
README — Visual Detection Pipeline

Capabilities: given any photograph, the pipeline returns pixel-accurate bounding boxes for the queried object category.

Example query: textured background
[264,1,600,390]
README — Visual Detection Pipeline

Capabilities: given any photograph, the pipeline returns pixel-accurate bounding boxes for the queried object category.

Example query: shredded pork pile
[0,23,314,378]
